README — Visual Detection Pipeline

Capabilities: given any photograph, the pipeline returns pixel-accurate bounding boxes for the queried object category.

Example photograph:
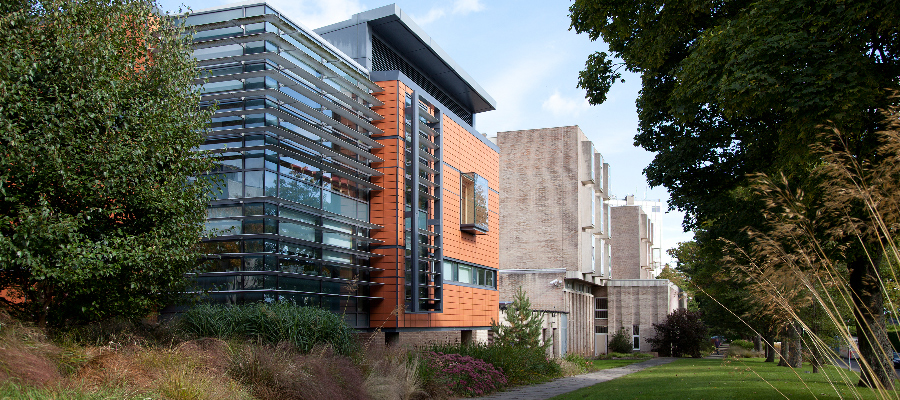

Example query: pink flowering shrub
[424,351,508,397]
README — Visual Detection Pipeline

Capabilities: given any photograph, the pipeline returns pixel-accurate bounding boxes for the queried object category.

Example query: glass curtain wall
[188,3,384,328]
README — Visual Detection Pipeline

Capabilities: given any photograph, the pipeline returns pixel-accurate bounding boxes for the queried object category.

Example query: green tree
[491,287,547,350]
[656,260,696,311]
[0,0,213,328]
[646,309,708,358]
[570,0,899,388]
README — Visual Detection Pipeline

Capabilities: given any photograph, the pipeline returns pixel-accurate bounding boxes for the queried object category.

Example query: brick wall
[359,329,490,349]
[607,280,672,352]
[610,206,642,279]
[497,127,580,272]
[499,270,565,311]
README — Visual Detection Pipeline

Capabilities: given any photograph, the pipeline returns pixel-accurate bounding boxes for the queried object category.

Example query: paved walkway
[705,343,730,359]
[468,357,678,400]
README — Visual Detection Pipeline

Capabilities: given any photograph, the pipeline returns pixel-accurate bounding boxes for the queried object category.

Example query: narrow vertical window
[595,298,608,319]
[633,325,640,350]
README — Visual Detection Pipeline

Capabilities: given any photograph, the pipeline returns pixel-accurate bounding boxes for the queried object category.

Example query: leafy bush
[178,302,358,355]
[731,339,754,350]
[727,346,763,358]
[608,328,633,354]
[427,342,561,386]
[560,353,592,375]
[423,352,507,397]
[646,309,708,357]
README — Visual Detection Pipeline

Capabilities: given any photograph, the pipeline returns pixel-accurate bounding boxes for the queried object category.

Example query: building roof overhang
[316,4,497,114]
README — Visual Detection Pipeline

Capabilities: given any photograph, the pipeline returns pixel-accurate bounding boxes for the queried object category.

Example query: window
[460,172,488,234]
[442,259,496,289]
[633,325,640,350]
[595,326,608,334]
[595,298,608,319]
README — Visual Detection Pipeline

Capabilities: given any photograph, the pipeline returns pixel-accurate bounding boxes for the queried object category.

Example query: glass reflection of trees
[460,172,489,233]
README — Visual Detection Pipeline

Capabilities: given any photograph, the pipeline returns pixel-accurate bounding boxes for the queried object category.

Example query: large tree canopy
[570,0,898,230]
[571,0,899,388]
[0,0,213,327]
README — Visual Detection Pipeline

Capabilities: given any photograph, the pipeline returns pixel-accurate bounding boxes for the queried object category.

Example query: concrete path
[468,357,678,400]
[705,343,730,359]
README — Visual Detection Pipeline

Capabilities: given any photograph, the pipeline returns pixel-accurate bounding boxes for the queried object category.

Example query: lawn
[552,358,898,400]
[590,358,648,371]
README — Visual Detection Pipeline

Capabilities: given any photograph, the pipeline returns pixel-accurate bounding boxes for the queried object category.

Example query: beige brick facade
[606,280,680,352]
[496,126,683,356]
[496,126,610,356]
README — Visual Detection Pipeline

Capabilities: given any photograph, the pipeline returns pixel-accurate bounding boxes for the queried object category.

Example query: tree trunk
[810,339,822,373]
[850,254,894,389]
[778,335,789,367]
[753,335,762,352]
[764,335,776,363]
[786,321,803,368]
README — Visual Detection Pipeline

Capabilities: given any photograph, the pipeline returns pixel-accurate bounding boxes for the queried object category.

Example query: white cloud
[264,0,366,29]
[476,55,562,135]
[412,0,485,26]
[541,90,590,117]
[413,8,447,25]
[453,0,484,14]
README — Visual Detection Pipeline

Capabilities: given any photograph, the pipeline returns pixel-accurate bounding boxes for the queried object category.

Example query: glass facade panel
[441,259,496,289]
[457,264,472,284]
[244,171,264,197]
[190,4,379,328]
[186,8,243,26]
[193,44,242,61]
[204,219,240,235]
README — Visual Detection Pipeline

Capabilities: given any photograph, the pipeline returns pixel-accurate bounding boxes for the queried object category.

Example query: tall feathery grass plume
[715,99,900,397]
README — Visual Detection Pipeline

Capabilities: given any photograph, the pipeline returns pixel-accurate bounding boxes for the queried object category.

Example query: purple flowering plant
[424,351,508,396]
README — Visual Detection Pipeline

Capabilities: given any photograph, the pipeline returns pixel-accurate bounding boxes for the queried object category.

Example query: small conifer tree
[491,287,548,350]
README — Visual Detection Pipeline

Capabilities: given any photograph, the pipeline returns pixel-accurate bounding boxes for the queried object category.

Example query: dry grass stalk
[716,101,900,397]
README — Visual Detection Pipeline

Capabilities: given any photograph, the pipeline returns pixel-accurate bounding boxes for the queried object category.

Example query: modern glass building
[188,2,385,328]
[318,5,501,338]
[188,3,501,340]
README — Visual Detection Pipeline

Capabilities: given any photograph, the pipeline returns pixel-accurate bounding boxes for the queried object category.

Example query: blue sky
[158,0,696,263]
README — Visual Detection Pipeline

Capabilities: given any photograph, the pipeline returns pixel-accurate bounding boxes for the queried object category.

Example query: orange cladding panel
[367,80,499,329]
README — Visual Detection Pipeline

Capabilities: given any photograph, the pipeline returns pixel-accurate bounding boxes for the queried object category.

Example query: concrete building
[600,196,680,352]
[189,2,499,345]
[496,126,610,356]
[609,196,664,278]
[496,126,680,355]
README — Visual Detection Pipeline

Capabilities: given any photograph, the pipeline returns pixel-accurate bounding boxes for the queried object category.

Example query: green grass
[552,358,897,400]
[589,358,647,371]
[0,382,151,400]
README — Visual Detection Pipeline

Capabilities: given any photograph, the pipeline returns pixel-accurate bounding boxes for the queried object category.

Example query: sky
[157,0,697,264]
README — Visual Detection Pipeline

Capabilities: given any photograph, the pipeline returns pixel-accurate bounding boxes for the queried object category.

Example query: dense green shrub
[561,353,592,375]
[646,309,708,357]
[427,342,561,386]
[731,339,754,350]
[178,302,358,355]
[608,328,633,354]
